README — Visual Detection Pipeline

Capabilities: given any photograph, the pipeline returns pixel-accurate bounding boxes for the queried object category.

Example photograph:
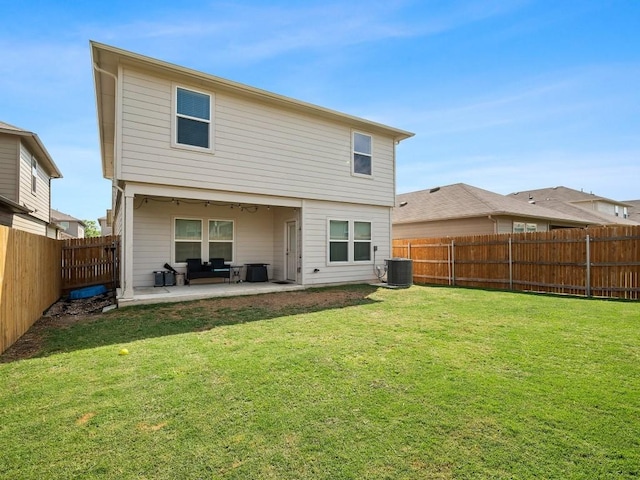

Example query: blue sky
[1,1,639,223]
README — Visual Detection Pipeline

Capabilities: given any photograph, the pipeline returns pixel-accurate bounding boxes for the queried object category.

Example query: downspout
[93,61,124,295]
[93,63,118,82]
[488,215,498,234]
[92,62,119,180]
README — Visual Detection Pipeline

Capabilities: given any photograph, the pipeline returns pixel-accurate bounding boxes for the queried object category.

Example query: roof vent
[429,187,440,193]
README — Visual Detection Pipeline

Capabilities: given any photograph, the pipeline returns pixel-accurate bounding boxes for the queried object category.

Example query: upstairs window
[31,156,37,194]
[175,87,212,150]
[352,132,372,176]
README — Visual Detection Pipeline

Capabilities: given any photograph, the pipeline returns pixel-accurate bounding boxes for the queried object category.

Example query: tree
[83,220,101,238]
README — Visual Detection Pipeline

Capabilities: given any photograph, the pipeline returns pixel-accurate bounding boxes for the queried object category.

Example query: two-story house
[0,121,62,237]
[91,42,413,300]
[98,212,113,236]
[50,208,86,239]
[508,186,639,226]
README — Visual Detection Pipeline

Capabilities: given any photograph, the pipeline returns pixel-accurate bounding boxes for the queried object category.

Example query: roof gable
[0,121,63,178]
[50,208,86,225]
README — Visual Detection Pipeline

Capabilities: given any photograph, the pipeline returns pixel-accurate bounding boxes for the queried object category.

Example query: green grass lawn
[1,285,638,479]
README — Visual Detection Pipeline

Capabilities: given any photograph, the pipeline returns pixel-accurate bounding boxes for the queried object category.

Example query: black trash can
[245,264,268,282]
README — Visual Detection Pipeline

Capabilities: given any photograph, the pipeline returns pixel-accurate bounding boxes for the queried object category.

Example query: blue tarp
[69,285,108,300]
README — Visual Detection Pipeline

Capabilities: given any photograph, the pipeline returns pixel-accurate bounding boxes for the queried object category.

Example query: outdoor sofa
[186,258,231,284]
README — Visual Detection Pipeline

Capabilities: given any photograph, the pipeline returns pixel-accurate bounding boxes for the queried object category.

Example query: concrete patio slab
[117,281,305,308]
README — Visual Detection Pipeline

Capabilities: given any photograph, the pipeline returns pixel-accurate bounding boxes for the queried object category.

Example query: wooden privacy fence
[393,225,640,300]
[1,226,62,354]
[62,235,120,292]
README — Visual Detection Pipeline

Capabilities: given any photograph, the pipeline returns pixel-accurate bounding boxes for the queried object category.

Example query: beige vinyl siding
[393,217,495,239]
[113,201,124,236]
[46,225,58,239]
[496,218,514,235]
[595,201,616,216]
[302,200,391,286]
[0,134,18,200]
[131,198,293,287]
[18,142,50,224]
[12,213,46,235]
[118,68,396,207]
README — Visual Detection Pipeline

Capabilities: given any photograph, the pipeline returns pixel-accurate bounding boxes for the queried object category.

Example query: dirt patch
[0,292,117,363]
[187,288,368,312]
[0,287,375,363]
[44,292,116,318]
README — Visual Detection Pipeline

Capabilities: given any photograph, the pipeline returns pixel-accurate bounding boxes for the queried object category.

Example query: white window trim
[353,220,373,262]
[31,156,38,194]
[207,219,235,263]
[351,130,373,178]
[327,219,373,265]
[173,217,203,264]
[513,221,538,233]
[171,84,215,153]
[172,216,235,265]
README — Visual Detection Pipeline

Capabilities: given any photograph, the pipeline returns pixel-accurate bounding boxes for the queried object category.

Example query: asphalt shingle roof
[508,186,639,225]
[393,183,592,225]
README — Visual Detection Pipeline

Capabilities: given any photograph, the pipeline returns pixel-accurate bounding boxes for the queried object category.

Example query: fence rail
[1,226,62,354]
[62,235,120,292]
[393,225,640,300]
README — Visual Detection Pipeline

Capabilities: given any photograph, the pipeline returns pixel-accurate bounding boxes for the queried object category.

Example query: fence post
[447,242,452,285]
[408,242,411,260]
[451,240,456,286]
[508,237,513,290]
[586,234,591,297]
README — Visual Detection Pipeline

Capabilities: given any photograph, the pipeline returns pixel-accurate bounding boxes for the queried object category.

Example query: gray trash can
[164,271,176,286]
[153,271,165,287]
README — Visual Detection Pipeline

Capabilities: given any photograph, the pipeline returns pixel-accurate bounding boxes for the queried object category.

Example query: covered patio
[118,280,305,308]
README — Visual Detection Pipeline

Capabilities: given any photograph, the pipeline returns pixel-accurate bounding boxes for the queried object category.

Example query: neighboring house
[508,186,639,226]
[393,183,595,239]
[50,208,86,239]
[98,212,113,236]
[623,200,640,223]
[91,42,413,299]
[0,121,62,237]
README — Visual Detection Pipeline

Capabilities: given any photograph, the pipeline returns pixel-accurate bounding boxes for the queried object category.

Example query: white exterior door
[286,221,297,282]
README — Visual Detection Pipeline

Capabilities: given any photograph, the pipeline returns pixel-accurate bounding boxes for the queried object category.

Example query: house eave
[0,194,33,214]
[393,211,591,227]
